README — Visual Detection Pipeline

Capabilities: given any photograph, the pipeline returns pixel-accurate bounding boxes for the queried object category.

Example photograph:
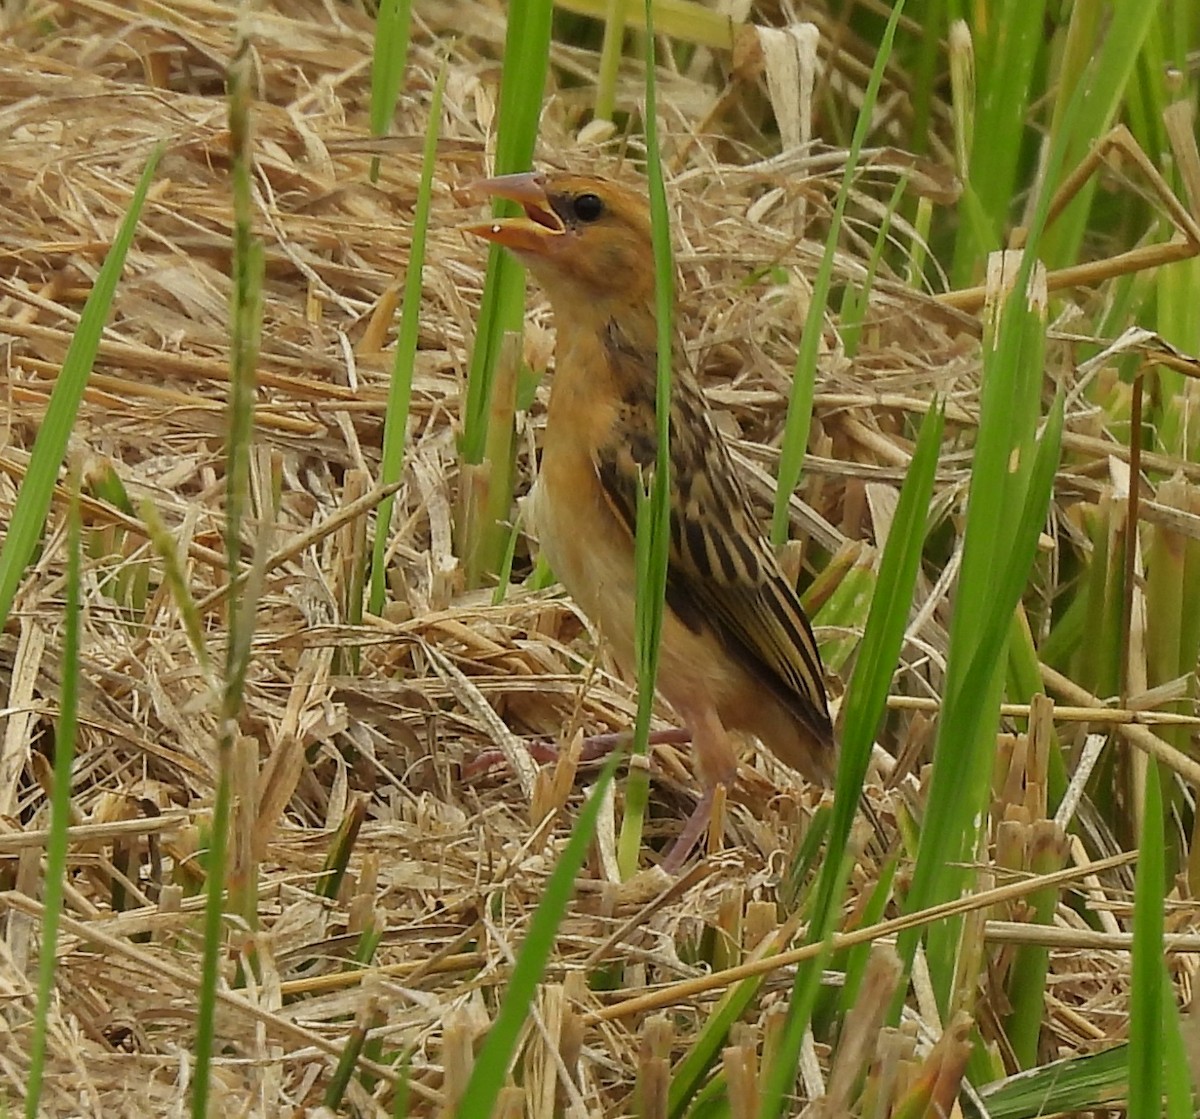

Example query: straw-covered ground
[1,1,1196,1116]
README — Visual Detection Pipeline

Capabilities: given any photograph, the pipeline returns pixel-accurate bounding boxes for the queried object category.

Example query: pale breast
[534,426,754,726]
[531,436,641,673]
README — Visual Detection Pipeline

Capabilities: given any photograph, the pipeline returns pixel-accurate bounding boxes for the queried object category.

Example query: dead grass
[1,1,1197,1115]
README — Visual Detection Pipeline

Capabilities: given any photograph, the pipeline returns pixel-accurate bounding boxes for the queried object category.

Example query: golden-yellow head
[463,172,654,305]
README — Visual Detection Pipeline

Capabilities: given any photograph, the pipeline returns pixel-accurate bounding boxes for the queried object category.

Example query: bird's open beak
[460,172,564,256]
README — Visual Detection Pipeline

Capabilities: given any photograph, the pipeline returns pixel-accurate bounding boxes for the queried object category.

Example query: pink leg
[462,727,692,779]
[661,785,720,872]
[658,701,738,871]
[576,726,691,762]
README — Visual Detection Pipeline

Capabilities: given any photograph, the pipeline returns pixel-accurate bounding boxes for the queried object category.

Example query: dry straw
[1,1,1197,1114]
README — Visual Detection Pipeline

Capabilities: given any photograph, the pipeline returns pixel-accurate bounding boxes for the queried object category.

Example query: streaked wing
[593,328,832,745]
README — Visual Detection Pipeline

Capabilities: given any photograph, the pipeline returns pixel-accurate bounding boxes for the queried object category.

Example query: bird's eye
[572,193,604,222]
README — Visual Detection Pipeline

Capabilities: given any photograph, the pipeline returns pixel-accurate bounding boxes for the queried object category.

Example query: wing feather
[593,329,832,746]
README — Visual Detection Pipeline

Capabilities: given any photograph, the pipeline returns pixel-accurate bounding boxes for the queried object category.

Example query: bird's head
[462,172,655,310]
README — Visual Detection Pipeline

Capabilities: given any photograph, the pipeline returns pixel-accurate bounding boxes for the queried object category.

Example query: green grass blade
[139,500,213,681]
[973,1045,1127,1116]
[459,0,555,585]
[666,974,765,1116]
[908,0,947,156]
[370,56,448,615]
[1003,822,1068,1068]
[1160,964,1193,1119]
[1041,0,1163,268]
[770,0,905,547]
[840,175,907,359]
[1128,761,1164,1118]
[818,401,944,921]
[490,509,524,606]
[835,856,898,1016]
[456,754,620,1117]
[23,476,82,1119]
[368,0,412,182]
[974,1033,1194,1118]
[461,0,554,467]
[950,0,1048,285]
[615,0,674,879]
[463,256,526,469]
[810,559,876,676]
[595,0,629,121]
[0,145,162,631]
[899,35,1093,1009]
[895,394,1064,1006]
[757,393,943,1119]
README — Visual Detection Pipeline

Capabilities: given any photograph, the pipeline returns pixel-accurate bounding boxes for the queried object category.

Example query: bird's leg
[660,701,738,871]
[660,784,722,872]
[575,726,692,761]
[463,727,692,779]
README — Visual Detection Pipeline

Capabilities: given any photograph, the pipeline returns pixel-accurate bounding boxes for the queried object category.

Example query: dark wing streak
[592,334,832,743]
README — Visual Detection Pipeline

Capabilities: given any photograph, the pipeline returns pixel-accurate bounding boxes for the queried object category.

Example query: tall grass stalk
[369,57,448,616]
[894,296,1061,1015]
[756,399,943,1119]
[615,0,674,880]
[769,0,905,548]
[0,149,161,631]
[908,0,947,155]
[456,755,621,1117]
[1040,0,1162,269]
[459,0,553,585]
[1128,761,1165,1118]
[1153,98,1200,465]
[23,477,81,1119]
[1128,746,1193,1117]
[1155,262,1200,462]
[891,43,1105,1017]
[895,390,1064,1018]
[367,0,412,182]
[192,45,264,1118]
[948,0,1047,287]
[594,0,628,121]
[1,146,158,1114]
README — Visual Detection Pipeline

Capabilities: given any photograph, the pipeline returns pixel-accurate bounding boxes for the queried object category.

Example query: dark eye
[573,193,604,222]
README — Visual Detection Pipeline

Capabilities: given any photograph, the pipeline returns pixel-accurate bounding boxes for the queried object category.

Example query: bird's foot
[463,727,691,779]
[660,783,727,873]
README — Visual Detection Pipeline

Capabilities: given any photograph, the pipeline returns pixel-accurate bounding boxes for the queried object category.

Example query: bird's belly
[528,446,742,713]
[527,453,640,671]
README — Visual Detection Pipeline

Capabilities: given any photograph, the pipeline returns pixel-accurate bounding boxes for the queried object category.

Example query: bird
[463,171,834,865]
